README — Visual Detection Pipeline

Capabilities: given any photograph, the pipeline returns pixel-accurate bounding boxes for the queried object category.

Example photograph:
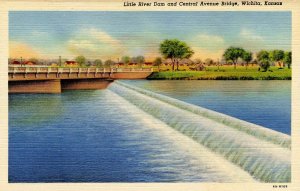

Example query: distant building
[64,61,78,67]
[128,63,137,66]
[51,63,58,67]
[10,60,36,65]
[23,61,36,65]
[10,60,21,65]
[143,62,153,66]
[117,62,125,67]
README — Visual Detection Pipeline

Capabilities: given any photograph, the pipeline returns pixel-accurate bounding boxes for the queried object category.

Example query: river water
[123,80,291,135]
[9,80,291,183]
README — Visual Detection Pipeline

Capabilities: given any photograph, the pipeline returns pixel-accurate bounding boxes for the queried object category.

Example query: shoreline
[147,76,292,80]
[147,67,291,80]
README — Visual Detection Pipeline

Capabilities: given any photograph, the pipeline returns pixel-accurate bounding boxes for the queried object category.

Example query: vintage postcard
[0,0,300,190]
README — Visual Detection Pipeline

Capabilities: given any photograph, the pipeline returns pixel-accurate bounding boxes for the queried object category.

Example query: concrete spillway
[109,81,291,182]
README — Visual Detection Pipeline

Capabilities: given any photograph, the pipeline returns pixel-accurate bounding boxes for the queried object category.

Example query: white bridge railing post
[12,67,15,78]
[24,67,29,78]
[8,66,152,80]
[77,68,80,77]
[95,68,98,77]
[57,68,62,78]
[46,67,50,78]
[35,67,40,78]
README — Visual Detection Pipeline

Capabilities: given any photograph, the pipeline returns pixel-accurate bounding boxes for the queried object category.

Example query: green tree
[205,58,214,66]
[159,39,194,71]
[260,60,270,72]
[193,59,202,65]
[153,57,162,71]
[86,61,92,67]
[121,56,130,66]
[257,50,269,61]
[136,56,145,67]
[283,51,292,69]
[257,50,270,72]
[242,51,252,70]
[130,57,137,63]
[223,47,245,69]
[94,59,103,68]
[75,55,86,67]
[270,50,284,68]
[104,59,115,68]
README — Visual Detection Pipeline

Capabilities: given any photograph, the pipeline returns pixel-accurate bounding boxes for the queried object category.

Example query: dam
[108,81,291,182]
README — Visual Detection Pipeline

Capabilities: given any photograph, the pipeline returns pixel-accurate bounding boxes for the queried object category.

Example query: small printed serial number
[273,185,288,188]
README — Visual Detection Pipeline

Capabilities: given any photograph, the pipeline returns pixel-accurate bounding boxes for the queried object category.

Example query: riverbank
[147,66,291,80]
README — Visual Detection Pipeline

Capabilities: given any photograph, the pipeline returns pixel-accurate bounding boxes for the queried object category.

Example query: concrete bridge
[8,66,153,93]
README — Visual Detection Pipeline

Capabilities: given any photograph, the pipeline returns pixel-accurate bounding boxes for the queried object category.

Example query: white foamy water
[116,81,291,149]
[107,90,256,182]
[109,82,291,182]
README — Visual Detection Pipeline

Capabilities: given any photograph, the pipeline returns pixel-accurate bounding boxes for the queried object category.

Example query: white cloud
[188,33,225,54]
[185,33,225,59]
[235,28,265,52]
[191,47,224,60]
[88,28,121,46]
[67,28,125,60]
[240,28,264,41]
[189,34,224,48]
[195,34,225,45]
[118,32,163,59]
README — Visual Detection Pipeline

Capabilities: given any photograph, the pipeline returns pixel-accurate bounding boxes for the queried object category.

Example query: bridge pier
[9,79,62,94]
[61,79,113,90]
[8,79,113,93]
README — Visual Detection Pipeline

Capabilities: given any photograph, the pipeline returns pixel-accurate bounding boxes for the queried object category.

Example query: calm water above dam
[9,80,291,182]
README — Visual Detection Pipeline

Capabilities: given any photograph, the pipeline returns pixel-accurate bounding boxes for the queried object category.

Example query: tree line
[159,39,292,72]
[10,39,291,71]
[73,55,148,68]
[223,47,291,71]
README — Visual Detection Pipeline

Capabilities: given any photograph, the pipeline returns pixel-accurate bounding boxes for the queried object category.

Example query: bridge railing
[9,66,153,73]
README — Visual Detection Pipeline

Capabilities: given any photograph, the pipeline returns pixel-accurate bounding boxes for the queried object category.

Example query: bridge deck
[8,66,153,80]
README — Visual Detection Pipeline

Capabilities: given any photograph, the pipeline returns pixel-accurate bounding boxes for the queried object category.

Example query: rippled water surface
[9,80,291,182]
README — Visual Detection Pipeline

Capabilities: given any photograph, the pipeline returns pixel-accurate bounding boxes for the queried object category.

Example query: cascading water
[109,81,291,183]
[115,81,291,149]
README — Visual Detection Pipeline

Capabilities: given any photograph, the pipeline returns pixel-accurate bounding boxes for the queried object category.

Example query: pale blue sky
[9,11,291,60]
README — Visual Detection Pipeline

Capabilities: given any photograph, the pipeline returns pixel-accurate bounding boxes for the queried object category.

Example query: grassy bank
[148,66,291,80]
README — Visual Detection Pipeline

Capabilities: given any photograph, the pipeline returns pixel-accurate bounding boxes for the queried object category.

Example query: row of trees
[158,39,292,71]
[120,56,145,66]
[223,47,291,71]
[256,50,291,71]
[223,47,252,70]
[74,55,146,68]
[12,39,291,71]
[70,46,292,72]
